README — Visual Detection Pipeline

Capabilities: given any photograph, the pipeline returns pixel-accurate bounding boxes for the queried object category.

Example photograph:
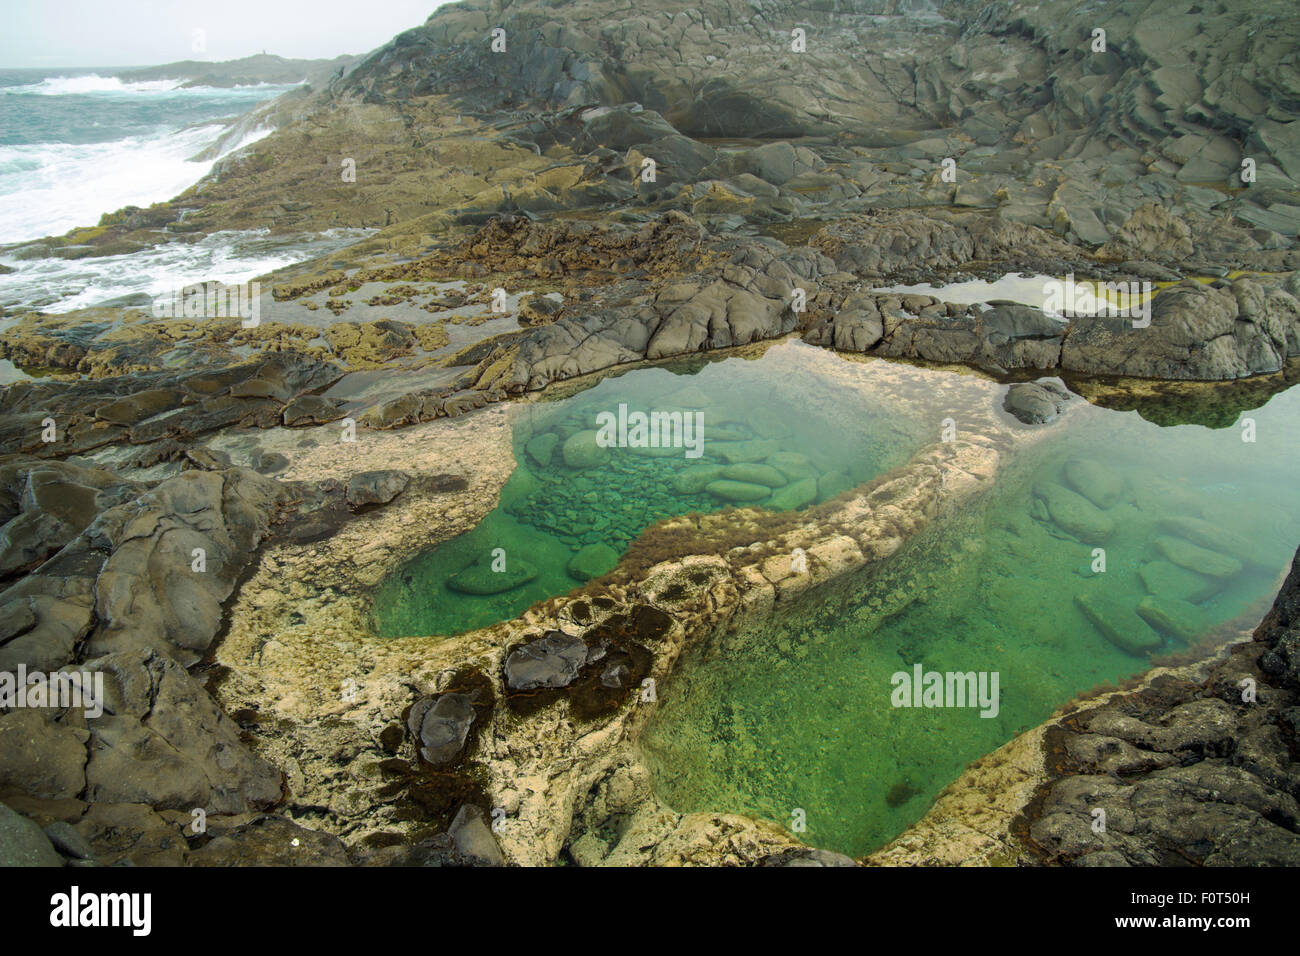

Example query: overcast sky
[1,0,455,69]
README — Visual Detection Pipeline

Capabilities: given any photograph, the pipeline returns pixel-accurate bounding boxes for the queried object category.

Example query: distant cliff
[116,52,360,88]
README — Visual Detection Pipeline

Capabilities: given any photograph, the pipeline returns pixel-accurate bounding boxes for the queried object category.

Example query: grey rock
[504,630,588,691]
[345,469,410,509]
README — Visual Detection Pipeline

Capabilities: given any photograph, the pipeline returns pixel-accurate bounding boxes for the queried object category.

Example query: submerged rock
[817,471,853,502]
[670,463,725,494]
[1157,516,1252,561]
[1033,482,1115,543]
[525,432,559,467]
[447,555,539,595]
[767,477,819,510]
[722,463,788,488]
[765,451,820,480]
[1074,590,1164,656]
[1136,595,1206,643]
[567,542,619,581]
[705,479,771,502]
[1062,458,1123,509]
[1138,560,1222,604]
[562,430,611,469]
[1154,535,1243,579]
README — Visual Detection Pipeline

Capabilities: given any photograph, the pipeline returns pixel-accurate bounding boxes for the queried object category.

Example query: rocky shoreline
[2,0,1299,866]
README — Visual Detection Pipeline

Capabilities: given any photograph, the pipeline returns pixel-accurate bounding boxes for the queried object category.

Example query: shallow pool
[640,381,1300,856]
[371,342,939,637]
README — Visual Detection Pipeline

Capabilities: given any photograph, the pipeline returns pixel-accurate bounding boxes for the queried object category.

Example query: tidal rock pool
[372,342,937,636]
[641,381,1300,857]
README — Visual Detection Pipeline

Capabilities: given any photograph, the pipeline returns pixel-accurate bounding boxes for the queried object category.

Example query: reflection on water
[641,383,1300,857]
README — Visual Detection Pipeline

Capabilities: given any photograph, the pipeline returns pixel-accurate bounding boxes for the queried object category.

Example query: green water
[640,384,1300,857]
[372,344,931,637]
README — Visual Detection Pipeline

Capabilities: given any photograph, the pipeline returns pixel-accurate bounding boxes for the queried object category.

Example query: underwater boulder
[1137,560,1223,604]
[1074,589,1164,656]
[722,463,788,487]
[525,432,559,467]
[1157,516,1252,562]
[817,471,854,502]
[1063,458,1123,509]
[568,542,620,581]
[1136,595,1206,643]
[712,439,783,463]
[705,479,771,502]
[446,555,539,594]
[766,451,820,480]
[767,477,819,510]
[1154,535,1243,578]
[1034,482,1115,543]
[562,430,611,469]
[671,463,726,494]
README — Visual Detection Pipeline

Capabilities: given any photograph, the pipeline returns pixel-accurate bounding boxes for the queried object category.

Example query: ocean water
[641,381,1300,857]
[0,68,340,313]
[371,343,935,637]
[0,69,294,244]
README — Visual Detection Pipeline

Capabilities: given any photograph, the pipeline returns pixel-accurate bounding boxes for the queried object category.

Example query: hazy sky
[1,0,455,69]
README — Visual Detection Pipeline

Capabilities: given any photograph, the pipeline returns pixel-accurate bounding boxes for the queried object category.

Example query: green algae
[640,383,1300,857]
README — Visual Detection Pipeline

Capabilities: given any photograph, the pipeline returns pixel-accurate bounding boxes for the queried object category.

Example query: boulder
[1003,379,1072,424]
[525,432,559,467]
[446,555,538,595]
[562,430,610,469]
[407,692,477,766]
[670,463,725,494]
[1136,596,1207,644]
[567,543,619,581]
[503,630,588,691]
[1157,516,1252,562]
[721,463,788,488]
[1154,536,1243,579]
[765,451,820,480]
[767,478,819,510]
[0,803,63,867]
[705,480,771,502]
[1063,458,1123,509]
[1034,483,1115,543]
[282,394,344,427]
[1074,590,1165,656]
[1138,561,1222,604]
[346,469,410,509]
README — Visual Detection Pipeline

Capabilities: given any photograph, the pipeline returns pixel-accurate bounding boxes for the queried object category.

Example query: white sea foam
[4,74,187,96]
[0,123,272,244]
[0,228,374,314]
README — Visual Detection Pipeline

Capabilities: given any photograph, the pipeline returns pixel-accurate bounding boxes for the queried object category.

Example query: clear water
[640,382,1300,857]
[371,343,935,637]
